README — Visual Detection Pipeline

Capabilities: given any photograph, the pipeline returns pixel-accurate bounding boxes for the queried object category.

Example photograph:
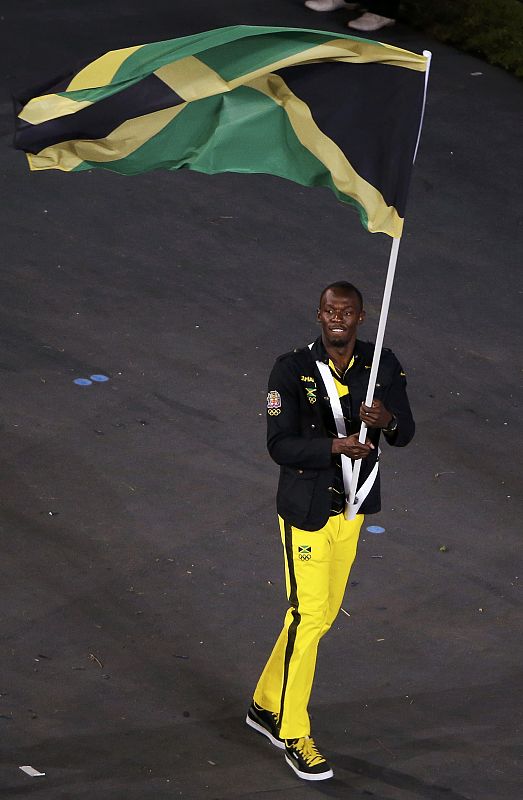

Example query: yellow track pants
[253,513,363,739]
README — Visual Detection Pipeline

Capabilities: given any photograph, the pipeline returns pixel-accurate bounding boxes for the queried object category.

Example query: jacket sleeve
[381,355,415,447]
[266,357,333,470]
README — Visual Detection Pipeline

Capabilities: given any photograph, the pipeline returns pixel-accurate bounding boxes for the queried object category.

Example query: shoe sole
[245,714,285,749]
[305,2,359,9]
[348,20,394,31]
[284,753,334,781]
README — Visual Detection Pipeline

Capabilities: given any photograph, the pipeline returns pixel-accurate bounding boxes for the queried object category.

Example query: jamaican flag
[13,25,429,237]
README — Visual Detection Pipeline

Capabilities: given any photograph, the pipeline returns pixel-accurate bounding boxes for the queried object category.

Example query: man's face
[317,288,365,347]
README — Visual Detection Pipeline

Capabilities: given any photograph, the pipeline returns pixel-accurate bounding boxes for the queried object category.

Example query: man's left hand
[359,400,393,429]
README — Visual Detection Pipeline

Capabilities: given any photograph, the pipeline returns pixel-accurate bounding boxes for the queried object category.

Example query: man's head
[317,281,365,348]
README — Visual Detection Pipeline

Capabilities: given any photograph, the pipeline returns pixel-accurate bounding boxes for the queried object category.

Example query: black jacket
[267,337,415,530]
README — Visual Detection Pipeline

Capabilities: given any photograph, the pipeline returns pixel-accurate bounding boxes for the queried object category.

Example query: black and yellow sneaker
[245,701,285,749]
[284,736,334,781]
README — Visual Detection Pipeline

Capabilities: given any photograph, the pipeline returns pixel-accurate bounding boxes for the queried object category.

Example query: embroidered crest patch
[305,387,317,404]
[267,390,281,416]
[298,544,312,561]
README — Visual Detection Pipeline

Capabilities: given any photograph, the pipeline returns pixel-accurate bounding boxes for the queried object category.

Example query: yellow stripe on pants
[253,513,363,739]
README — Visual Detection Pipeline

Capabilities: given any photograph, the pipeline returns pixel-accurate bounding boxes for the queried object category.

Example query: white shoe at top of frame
[347,11,395,30]
[305,0,359,11]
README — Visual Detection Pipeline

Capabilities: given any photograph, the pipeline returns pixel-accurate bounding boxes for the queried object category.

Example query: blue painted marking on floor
[73,378,92,386]
[367,525,385,534]
[90,374,110,382]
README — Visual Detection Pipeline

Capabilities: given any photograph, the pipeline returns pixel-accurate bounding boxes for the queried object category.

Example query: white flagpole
[347,235,401,514]
[347,49,433,520]
[414,51,433,163]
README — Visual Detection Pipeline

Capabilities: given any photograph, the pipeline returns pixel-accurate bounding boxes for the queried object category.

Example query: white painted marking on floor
[19,766,46,777]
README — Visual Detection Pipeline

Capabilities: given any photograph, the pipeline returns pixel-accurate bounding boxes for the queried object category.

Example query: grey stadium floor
[0,1,521,798]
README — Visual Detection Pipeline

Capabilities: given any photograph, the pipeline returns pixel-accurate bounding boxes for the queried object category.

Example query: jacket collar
[309,335,363,366]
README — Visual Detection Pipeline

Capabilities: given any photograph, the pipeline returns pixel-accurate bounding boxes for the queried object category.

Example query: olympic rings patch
[267,390,281,416]
[298,545,312,561]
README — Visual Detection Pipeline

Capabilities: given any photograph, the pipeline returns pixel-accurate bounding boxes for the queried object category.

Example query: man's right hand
[331,434,374,459]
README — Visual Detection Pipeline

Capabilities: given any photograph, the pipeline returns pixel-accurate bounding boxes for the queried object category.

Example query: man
[304,0,398,32]
[246,281,414,781]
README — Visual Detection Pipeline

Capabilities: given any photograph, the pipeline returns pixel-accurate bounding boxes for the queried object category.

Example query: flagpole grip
[347,236,402,515]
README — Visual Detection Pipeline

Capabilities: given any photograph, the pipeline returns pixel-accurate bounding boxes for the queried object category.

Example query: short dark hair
[319,281,363,310]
